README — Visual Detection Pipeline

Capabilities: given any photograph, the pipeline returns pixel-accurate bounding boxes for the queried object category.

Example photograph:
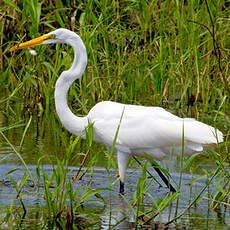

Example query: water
[0,108,229,229]
[1,151,229,229]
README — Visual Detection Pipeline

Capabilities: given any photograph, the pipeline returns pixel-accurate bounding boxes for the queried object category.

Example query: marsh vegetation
[0,0,230,229]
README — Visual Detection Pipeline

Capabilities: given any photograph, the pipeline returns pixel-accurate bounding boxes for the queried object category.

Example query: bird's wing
[88,101,223,150]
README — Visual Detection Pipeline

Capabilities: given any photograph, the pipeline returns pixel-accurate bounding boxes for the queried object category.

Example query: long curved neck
[54,35,88,136]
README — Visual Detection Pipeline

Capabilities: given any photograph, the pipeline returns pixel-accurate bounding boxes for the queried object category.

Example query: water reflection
[0,158,229,229]
[101,196,135,229]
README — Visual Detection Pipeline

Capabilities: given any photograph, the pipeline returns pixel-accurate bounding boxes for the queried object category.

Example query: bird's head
[10,28,76,51]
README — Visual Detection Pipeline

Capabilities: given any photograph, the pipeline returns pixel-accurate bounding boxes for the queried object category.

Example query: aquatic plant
[0,0,229,228]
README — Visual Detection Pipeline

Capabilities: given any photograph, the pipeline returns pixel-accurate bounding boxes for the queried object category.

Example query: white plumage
[89,101,222,155]
[11,28,223,193]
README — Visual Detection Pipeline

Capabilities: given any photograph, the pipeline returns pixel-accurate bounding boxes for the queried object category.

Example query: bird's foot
[119,181,124,195]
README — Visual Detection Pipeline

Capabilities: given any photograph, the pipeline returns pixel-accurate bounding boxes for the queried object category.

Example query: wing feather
[88,101,223,150]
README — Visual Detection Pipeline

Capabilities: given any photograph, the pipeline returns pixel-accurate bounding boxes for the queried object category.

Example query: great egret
[11,28,223,194]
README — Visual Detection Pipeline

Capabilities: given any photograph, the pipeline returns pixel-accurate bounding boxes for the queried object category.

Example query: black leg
[119,181,125,195]
[153,166,176,193]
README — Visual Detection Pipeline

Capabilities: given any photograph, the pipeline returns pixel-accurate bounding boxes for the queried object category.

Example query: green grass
[0,0,230,228]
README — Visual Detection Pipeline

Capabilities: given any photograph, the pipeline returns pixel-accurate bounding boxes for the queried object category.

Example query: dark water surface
[1,151,229,229]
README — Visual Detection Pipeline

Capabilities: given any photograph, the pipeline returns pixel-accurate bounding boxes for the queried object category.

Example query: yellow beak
[10,34,52,51]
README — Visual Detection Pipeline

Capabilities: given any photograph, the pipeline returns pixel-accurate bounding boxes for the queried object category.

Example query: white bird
[11,28,223,194]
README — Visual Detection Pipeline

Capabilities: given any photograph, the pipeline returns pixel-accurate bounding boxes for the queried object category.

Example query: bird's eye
[46,34,56,40]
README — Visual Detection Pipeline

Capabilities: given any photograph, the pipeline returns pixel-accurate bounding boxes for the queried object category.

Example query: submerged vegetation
[0,0,230,229]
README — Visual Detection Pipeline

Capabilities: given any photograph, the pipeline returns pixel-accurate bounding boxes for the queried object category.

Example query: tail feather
[183,119,223,144]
